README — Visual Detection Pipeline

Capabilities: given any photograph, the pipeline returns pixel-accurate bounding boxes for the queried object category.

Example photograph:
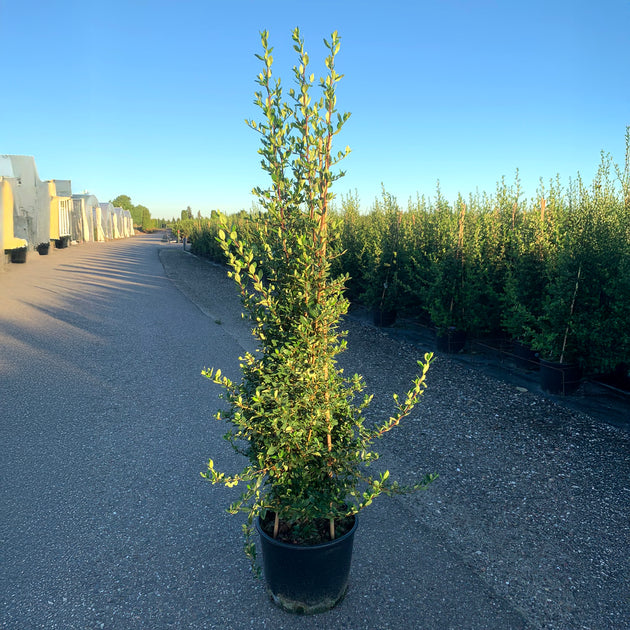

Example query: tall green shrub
[360,187,402,313]
[202,29,435,568]
[426,191,470,333]
[529,144,630,373]
[395,195,433,321]
[334,190,367,302]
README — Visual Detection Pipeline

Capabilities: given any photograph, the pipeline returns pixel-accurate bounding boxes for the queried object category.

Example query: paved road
[1,234,530,629]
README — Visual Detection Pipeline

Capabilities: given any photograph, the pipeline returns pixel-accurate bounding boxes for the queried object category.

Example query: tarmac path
[0,233,553,629]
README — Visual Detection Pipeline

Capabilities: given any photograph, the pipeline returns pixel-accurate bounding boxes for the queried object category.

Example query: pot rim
[539,358,580,368]
[255,514,358,551]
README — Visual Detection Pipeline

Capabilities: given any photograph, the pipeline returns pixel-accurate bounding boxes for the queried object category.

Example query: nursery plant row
[175,134,629,381]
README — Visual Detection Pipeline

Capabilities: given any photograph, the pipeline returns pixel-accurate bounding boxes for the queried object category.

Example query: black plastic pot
[255,516,358,614]
[592,363,630,392]
[372,308,397,327]
[36,243,50,256]
[436,327,467,353]
[540,359,582,395]
[55,236,70,249]
[512,340,539,370]
[9,247,27,263]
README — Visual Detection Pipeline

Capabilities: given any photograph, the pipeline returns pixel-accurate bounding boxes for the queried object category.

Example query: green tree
[111,194,133,212]
[135,204,152,230]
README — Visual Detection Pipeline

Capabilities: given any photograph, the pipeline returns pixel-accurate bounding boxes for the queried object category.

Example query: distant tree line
[111,194,157,231]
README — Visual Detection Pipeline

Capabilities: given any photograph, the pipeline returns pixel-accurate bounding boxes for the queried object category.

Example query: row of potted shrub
[336,138,629,384]
[179,139,629,386]
[182,148,628,378]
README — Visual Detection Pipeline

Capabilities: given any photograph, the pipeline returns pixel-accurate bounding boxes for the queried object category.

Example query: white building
[72,193,99,243]
[98,202,115,241]
[0,155,51,248]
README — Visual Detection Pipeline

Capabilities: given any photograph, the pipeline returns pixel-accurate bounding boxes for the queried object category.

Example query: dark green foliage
[189,130,630,376]
[359,187,402,313]
[529,148,630,371]
[339,135,629,375]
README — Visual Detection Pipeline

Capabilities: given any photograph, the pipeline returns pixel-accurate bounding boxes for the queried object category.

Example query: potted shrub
[501,193,563,369]
[366,250,399,327]
[579,138,630,380]
[530,151,630,395]
[201,28,436,613]
[360,189,402,327]
[529,234,583,395]
[502,255,545,370]
[502,270,534,366]
[426,196,472,352]
[429,192,511,350]
[428,255,471,353]
[36,242,50,255]
[428,257,467,351]
[532,304,583,396]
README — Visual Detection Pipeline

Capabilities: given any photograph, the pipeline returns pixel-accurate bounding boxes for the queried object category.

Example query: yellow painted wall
[47,181,72,241]
[1,178,28,250]
[48,181,60,240]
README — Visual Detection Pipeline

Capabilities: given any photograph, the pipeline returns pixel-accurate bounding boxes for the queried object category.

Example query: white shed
[0,155,51,249]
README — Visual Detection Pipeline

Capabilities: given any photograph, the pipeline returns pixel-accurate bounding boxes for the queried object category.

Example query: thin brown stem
[560,264,582,363]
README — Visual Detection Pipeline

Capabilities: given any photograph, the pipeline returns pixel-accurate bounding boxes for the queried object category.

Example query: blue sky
[2,0,628,218]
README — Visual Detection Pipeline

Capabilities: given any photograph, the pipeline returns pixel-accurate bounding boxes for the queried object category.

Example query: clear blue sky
[2,0,628,218]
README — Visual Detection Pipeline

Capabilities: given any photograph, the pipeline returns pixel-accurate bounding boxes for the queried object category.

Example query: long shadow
[0,236,174,382]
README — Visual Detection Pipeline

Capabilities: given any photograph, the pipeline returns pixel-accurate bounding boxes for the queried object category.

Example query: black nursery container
[540,359,582,395]
[255,516,358,614]
[436,327,467,353]
[10,247,27,263]
[512,340,540,370]
[372,308,397,327]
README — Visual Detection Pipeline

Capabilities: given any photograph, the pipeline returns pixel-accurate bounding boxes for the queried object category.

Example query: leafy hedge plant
[201,28,436,571]
[528,147,630,372]
[359,188,402,314]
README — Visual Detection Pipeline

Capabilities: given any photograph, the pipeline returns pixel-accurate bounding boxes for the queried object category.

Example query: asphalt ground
[0,233,621,629]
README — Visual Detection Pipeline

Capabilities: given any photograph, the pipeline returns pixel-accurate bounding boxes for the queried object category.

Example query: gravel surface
[160,244,630,630]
